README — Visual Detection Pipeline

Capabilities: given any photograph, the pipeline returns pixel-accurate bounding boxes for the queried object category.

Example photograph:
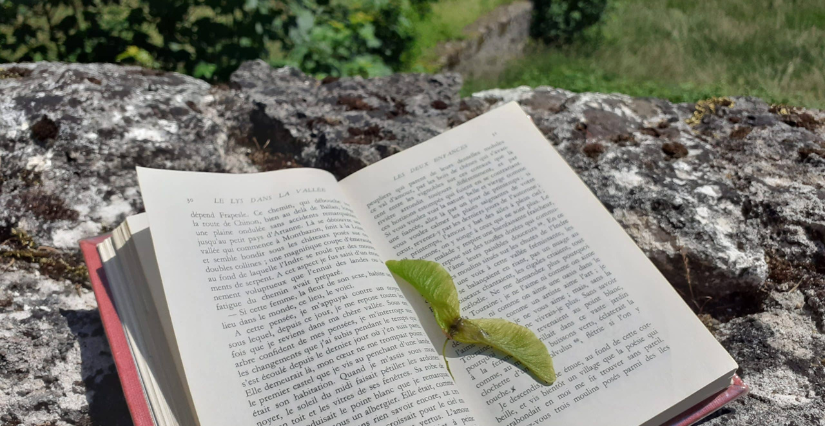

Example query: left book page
[137,167,479,426]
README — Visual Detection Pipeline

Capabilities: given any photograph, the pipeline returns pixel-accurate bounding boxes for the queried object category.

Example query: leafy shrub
[0,0,434,80]
[0,0,289,81]
[530,0,608,44]
[276,0,421,78]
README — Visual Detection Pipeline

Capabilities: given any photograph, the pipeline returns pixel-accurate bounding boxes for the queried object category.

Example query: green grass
[462,0,825,109]
[406,0,518,71]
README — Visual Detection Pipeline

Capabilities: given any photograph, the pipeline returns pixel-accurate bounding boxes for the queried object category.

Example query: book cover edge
[80,236,155,426]
[663,374,749,426]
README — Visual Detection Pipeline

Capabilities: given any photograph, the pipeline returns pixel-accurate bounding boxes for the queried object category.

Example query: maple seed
[385,259,556,385]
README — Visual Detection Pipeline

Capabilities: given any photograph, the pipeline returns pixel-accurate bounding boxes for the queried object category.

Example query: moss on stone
[1,229,89,287]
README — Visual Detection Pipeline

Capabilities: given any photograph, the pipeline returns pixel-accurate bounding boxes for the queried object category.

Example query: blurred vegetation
[402,0,608,71]
[3,0,824,109]
[0,0,435,80]
[405,0,517,72]
[530,0,606,44]
[464,0,825,109]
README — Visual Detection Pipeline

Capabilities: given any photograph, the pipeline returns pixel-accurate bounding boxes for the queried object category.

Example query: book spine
[80,237,155,426]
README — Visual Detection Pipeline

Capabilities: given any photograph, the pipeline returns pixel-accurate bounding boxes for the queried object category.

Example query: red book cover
[80,236,155,426]
[663,375,748,426]
[80,236,747,426]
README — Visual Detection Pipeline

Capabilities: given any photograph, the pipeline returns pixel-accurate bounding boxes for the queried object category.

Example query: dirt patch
[337,95,374,111]
[386,101,408,119]
[582,142,605,160]
[343,125,394,145]
[185,101,201,114]
[31,115,60,141]
[662,141,688,159]
[13,190,78,221]
[729,127,752,140]
[640,127,660,137]
[431,100,449,110]
[610,133,636,147]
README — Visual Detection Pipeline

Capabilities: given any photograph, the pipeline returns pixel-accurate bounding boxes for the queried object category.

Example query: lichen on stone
[769,103,823,132]
[686,96,735,126]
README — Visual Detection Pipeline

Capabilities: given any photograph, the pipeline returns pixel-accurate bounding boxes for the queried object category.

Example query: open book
[83,102,746,426]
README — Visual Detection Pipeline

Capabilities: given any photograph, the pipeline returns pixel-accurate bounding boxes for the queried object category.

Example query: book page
[138,168,479,426]
[339,102,738,426]
[127,214,199,423]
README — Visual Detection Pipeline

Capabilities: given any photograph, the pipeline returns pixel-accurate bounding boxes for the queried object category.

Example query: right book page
[339,102,738,426]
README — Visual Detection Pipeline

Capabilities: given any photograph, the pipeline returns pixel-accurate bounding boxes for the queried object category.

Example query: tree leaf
[453,318,556,385]
[385,259,460,333]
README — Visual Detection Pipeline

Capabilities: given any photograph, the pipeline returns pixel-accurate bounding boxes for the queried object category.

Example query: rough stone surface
[228,60,462,178]
[1,62,823,425]
[712,292,824,425]
[468,87,825,321]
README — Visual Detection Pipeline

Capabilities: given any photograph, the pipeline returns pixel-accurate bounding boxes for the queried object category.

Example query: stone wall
[434,1,533,80]
[1,61,823,425]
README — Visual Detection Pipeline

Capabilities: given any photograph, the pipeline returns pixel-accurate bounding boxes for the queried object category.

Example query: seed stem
[442,338,454,380]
